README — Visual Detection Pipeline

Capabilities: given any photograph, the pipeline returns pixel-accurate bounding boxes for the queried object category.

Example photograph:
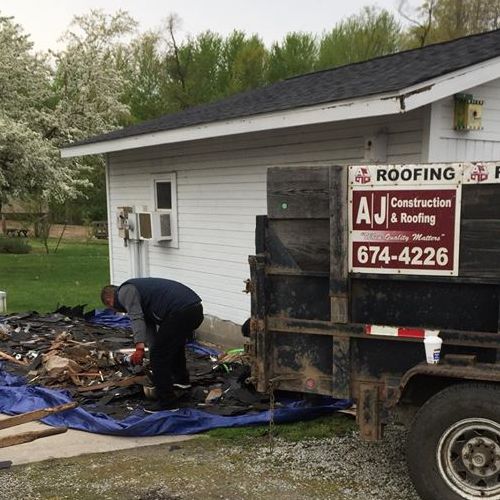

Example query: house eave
[61,55,500,158]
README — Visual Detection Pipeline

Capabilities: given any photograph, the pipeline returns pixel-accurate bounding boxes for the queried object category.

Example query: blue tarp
[88,308,132,328]
[0,309,351,435]
[0,367,351,436]
[90,309,222,357]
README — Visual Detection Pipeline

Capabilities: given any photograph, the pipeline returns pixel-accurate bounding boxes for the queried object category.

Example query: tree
[162,13,194,111]
[399,0,438,48]
[317,7,402,69]
[399,0,500,48]
[123,24,268,120]
[182,31,225,105]
[266,32,317,83]
[49,10,137,224]
[432,0,500,40]
[123,31,172,122]
[160,23,269,110]
[51,10,136,142]
[0,15,84,214]
[0,118,80,209]
[220,31,267,94]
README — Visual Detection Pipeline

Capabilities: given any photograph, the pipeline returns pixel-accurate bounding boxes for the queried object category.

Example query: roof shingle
[67,29,500,147]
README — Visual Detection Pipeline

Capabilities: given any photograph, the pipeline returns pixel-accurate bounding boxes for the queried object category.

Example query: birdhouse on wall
[454,93,484,131]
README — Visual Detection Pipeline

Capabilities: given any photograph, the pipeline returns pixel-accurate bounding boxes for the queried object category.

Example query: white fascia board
[61,55,500,158]
[60,94,402,158]
[402,55,500,111]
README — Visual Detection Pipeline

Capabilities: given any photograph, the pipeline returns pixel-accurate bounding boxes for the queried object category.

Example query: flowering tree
[51,10,136,143]
[0,15,83,210]
[0,10,138,236]
[48,10,137,223]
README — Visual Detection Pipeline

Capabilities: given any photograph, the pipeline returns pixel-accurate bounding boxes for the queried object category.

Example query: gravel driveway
[2,424,420,500]
[253,425,420,500]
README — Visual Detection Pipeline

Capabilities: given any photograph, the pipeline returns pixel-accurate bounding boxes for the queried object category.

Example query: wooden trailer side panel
[264,167,334,395]
[460,184,500,278]
[252,164,500,401]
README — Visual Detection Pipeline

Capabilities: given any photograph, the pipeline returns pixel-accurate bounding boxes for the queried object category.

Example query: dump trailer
[247,163,500,500]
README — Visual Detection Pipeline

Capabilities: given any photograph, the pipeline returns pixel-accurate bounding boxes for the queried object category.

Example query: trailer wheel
[407,383,500,500]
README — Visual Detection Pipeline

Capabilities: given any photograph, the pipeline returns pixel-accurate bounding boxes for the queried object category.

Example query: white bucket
[0,291,6,314]
[424,336,442,364]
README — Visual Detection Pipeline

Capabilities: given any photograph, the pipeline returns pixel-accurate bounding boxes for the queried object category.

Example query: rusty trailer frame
[247,165,500,441]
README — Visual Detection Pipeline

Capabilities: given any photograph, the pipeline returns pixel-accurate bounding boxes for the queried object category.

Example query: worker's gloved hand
[130,346,145,366]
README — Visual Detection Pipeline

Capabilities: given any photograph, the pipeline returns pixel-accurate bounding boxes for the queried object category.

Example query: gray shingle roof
[65,29,500,148]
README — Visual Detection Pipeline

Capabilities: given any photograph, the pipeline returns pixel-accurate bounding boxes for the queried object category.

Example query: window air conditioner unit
[153,212,173,241]
[137,212,153,240]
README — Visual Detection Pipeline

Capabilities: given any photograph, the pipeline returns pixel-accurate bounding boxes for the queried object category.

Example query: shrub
[0,237,31,254]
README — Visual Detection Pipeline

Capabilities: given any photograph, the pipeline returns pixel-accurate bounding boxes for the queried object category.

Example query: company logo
[355,167,371,184]
[470,163,489,183]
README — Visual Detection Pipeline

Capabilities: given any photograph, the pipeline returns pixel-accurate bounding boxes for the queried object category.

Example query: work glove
[130,346,145,366]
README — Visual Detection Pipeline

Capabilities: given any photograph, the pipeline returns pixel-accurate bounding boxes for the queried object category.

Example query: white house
[62,29,500,345]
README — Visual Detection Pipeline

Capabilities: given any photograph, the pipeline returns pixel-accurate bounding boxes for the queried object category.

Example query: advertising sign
[349,164,462,276]
[463,162,500,184]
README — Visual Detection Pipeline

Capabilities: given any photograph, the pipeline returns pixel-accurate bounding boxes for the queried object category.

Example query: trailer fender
[395,362,500,424]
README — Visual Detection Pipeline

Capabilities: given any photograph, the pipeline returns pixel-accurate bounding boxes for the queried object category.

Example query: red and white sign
[349,164,462,276]
[364,324,439,339]
[463,162,500,184]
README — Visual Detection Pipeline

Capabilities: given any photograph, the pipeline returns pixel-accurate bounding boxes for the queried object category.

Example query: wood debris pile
[0,312,267,418]
[0,312,144,417]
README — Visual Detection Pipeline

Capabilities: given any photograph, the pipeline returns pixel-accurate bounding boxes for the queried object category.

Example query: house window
[156,181,172,210]
[152,173,178,247]
[153,174,176,212]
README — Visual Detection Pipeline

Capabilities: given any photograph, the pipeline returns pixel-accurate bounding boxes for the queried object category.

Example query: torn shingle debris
[0,309,268,420]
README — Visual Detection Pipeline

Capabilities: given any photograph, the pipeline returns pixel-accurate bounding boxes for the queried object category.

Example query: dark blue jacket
[115,278,201,326]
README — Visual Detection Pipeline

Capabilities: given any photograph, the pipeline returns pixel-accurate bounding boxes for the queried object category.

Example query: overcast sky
[0,0,407,51]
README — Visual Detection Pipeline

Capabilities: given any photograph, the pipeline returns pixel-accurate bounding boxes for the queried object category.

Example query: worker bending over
[100,277,203,411]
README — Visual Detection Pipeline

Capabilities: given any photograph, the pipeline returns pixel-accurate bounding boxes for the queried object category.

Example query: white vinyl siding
[107,110,425,324]
[427,78,500,162]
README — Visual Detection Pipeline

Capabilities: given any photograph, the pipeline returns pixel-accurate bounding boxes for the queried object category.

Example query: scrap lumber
[76,375,146,393]
[0,402,78,430]
[205,387,223,403]
[0,427,68,448]
[0,311,260,419]
[338,404,357,417]
[0,350,28,366]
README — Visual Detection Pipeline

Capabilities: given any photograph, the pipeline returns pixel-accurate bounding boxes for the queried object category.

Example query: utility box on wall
[454,93,484,131]
[117,206,133,240]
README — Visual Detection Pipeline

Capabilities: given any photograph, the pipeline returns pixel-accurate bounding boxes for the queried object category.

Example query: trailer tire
[407,383,500,500]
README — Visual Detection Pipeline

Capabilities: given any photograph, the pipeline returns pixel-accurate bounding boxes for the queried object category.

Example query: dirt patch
[2,221,94,240]
[49,224,90,240]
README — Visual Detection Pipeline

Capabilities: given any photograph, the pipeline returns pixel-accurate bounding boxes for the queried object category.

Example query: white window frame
[150,172,179,248]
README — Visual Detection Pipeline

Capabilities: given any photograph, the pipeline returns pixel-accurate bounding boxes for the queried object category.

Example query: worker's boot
[172,365,191,389]
[142,391,186,413]
[172,375,191,390]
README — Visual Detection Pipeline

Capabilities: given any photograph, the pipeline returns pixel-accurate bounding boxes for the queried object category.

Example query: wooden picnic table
[91,221,108,239]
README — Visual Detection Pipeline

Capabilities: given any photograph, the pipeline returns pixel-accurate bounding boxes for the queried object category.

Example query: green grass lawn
[0,238,355,441]
[0,239,110,313]
[206,413,356,442]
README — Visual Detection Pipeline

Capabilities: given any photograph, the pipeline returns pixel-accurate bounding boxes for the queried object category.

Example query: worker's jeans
[149,303,204,402]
